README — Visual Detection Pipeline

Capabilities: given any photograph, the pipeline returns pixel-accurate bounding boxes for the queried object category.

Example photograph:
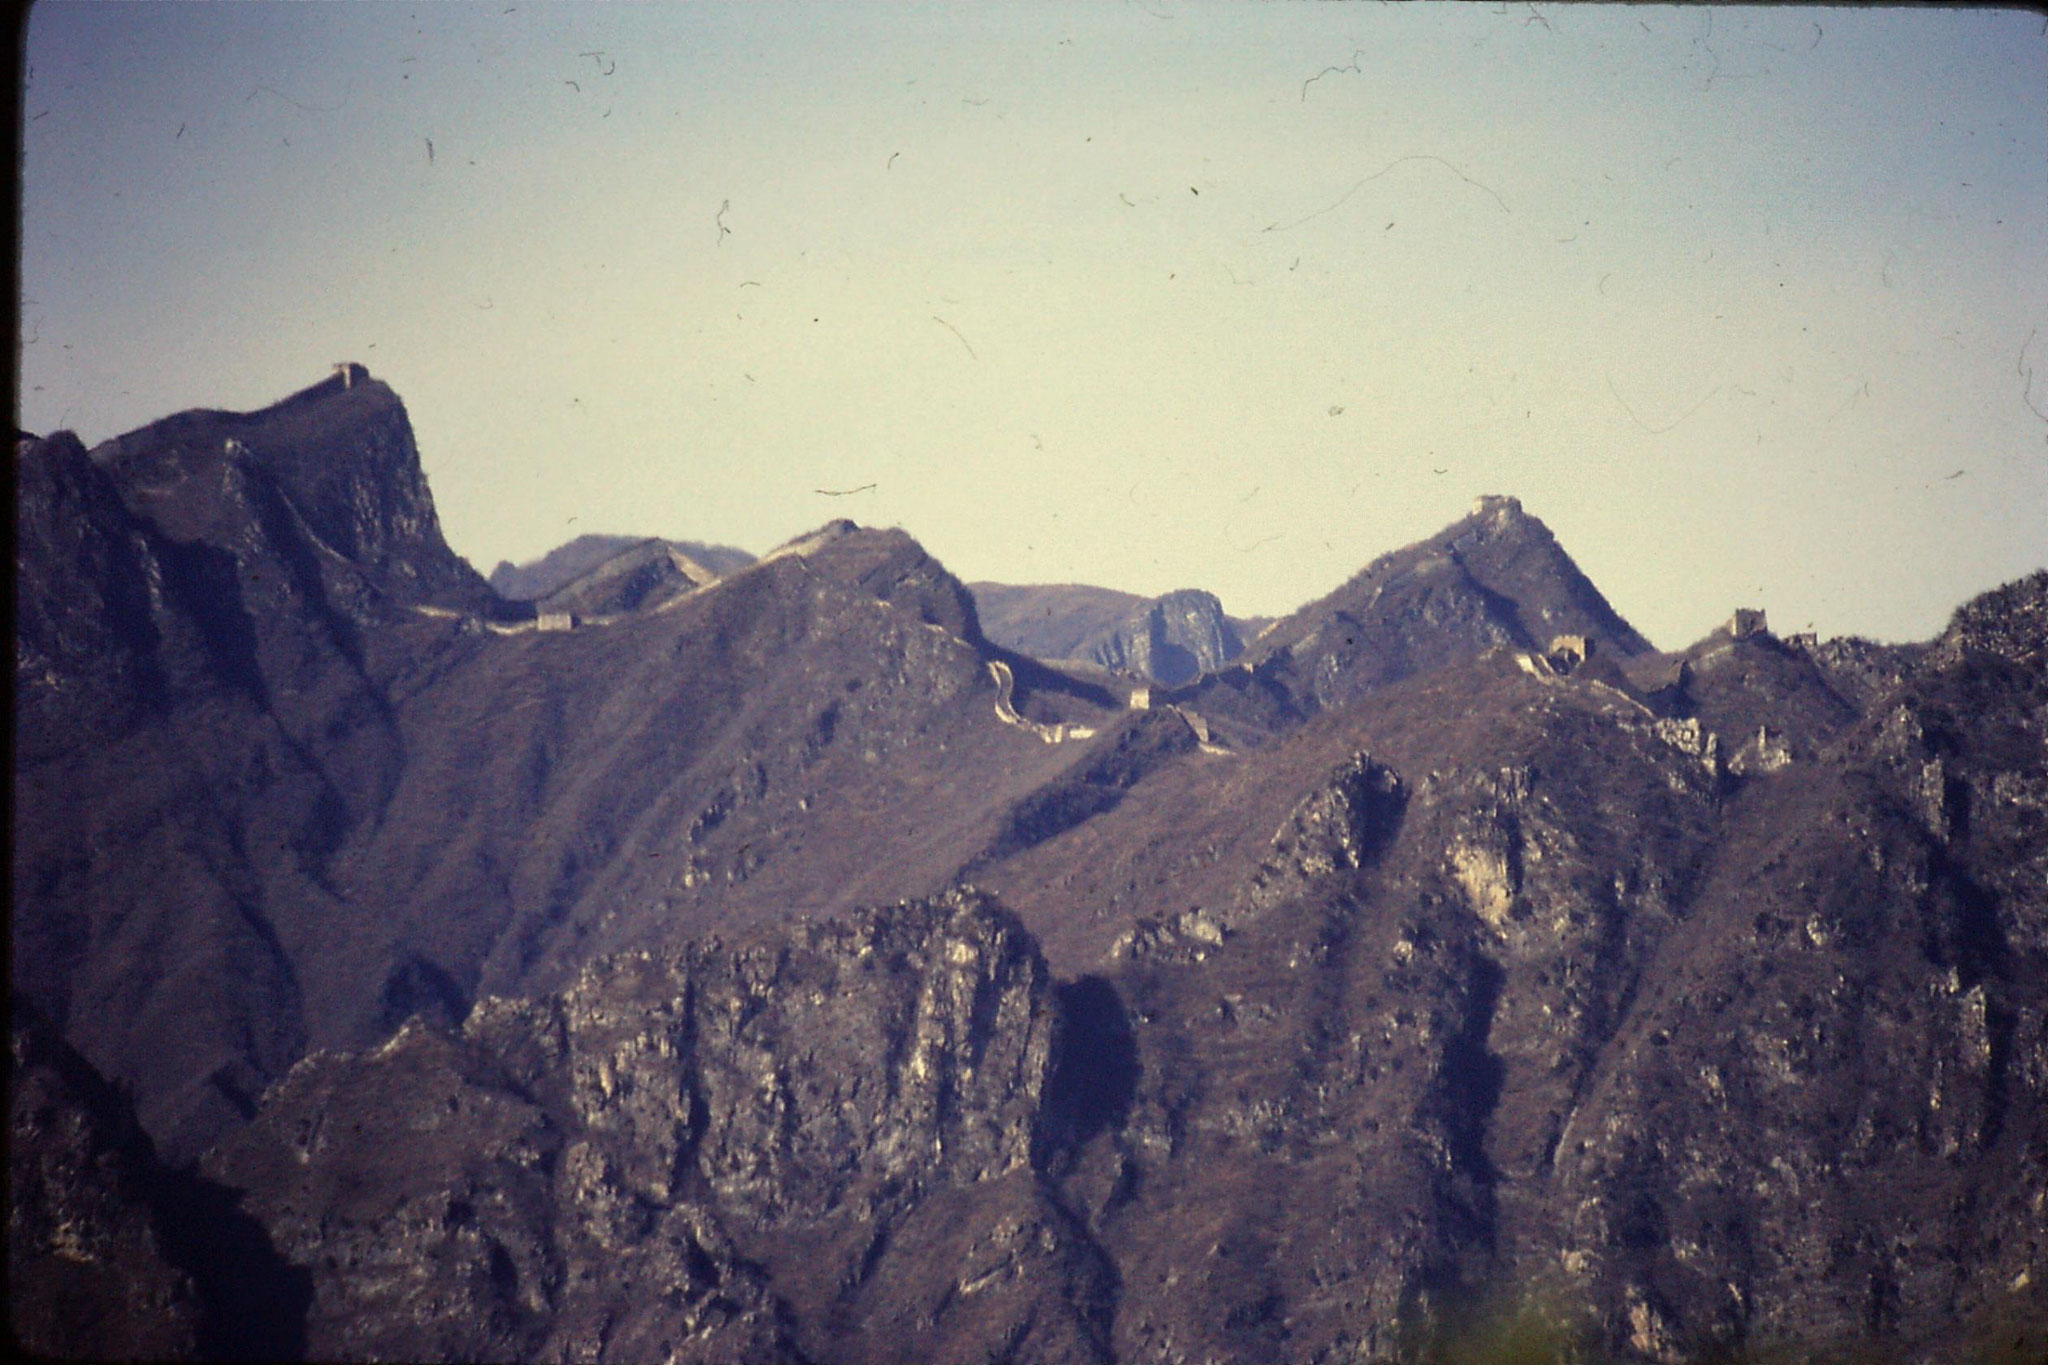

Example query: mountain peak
[86,370,493,618]
[758,520,983,642]
[1232,497,1650,715]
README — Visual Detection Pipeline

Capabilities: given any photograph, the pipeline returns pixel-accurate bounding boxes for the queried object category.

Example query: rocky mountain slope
[9,1001,309,1362]
[11,375,2046,1362]
[1227,493,1653,717]
[14,380,1111,1166]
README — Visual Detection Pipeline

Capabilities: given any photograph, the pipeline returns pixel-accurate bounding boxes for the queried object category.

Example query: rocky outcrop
[14,430,172,745]
[10,375,510,1161]
[972,583,1258,686]
[1077,588,1244,686]
[772,521,984,643]
[204,889,1113,1364]
[89,369,497,621]
[1074,658,1734,1363]
[12,383,1119,1168]
[9,1004,310,1362]
[9,1006,203,1360]
[1511,605,2048,1360]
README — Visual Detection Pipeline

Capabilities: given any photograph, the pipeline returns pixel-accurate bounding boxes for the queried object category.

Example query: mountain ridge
[11,376,2045,1362]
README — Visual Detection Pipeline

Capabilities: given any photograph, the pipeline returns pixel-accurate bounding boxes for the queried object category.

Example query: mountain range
[11,370,2046,1363]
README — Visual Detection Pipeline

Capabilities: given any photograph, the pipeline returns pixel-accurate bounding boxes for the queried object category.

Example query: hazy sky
[19,2,2048,647]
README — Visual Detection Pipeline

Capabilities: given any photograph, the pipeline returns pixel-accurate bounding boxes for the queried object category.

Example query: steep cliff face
[1078,588,1245,687]
[9,1007,203,1361]
[9,1005,309,1362]
[1062,654,1729,1363]
[1509,576,2048,1362]
[88,370,495,619]
[180,576,2047,1364]
[964,579,2047,1363]
[205,889,1114,1364]
[14,382,1120,1166]
[971,582,1257,687]
[13,431,169,744]
[13,374,515,1161]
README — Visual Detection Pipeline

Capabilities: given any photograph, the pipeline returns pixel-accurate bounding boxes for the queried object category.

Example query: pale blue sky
[20,2,2048,647]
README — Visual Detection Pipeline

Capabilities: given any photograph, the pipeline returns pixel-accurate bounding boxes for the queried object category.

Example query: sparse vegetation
[13,377,2045,1361]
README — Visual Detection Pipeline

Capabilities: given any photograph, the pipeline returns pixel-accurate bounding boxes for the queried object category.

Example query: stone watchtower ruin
[1729,608,1768,640]
[1545,634,1594,675]
[332,363,369,391]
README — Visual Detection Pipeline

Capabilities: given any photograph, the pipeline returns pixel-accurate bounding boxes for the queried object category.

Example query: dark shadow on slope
[150,1165,313,1361]
[1036,977,1140,1168]
[1147,639,1201,688]
[1922,844,2016,1149]
[1444,551,1542,653]
[1400,955,1515,1365]
[1432,954,1507,1259]
[245,472,370,675]
[156,538,270,708]
[986,782,1128,863]
[1441,955,1506,1184]
[976,708,1197,866]
[377,953,473,1036]
[9,1000,312,1361]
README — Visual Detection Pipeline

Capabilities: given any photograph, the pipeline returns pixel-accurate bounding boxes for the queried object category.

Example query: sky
[18,2,2048,649]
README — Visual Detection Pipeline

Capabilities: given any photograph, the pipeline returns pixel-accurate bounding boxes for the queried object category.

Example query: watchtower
[1729,608,1768,640]
[1546,634,1594,674]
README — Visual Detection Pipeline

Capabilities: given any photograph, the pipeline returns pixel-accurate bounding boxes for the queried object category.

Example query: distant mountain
[972,582,1263,685]
[524,539,711,618]
[491,533,754,601]
[1074,586,1245,685]
[12,375,2046,1363]
[970,582,1150,659]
